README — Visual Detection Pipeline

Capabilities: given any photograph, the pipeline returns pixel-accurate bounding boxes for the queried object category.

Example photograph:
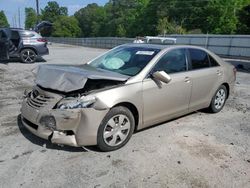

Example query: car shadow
[134,111,200,134]
[17,114,92,152]
[17,110,212,152]
[1,56,47,64]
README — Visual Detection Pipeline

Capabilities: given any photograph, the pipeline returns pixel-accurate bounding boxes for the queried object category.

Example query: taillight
[233,67,237,81]
[37,38,47,43]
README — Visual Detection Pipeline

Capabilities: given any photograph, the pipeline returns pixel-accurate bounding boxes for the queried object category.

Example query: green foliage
[106,0,150,37]
[39,1,68,36]
[201,0,238,34]
[74,3,107,37]
[157,17,186,35]
[237,4,250,34]
[116,24,126,37]
[25,0,250,37]
[0,10,9,27]
[41,1,68,23]
[25,8,37,29]
[52,16,81,37]
[38,1,81,37]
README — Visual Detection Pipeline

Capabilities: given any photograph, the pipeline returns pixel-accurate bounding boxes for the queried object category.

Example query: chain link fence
[47,37,134,49]
[47,35,250,58]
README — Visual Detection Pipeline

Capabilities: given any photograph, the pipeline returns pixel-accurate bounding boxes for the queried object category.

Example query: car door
[142,48,192,128]
[9,30,22,55]
[187,48,223,111]
[0,29,9,62]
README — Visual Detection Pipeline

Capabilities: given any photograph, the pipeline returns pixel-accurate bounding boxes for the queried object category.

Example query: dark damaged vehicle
[21,44,236,151]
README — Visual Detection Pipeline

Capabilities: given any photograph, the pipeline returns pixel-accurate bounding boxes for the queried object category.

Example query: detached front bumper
[20,97,108,147]
[21,116,78,147]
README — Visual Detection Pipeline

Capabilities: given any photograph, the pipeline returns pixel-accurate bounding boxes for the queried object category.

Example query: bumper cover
[21,116,78,147]
[21,98,108,147]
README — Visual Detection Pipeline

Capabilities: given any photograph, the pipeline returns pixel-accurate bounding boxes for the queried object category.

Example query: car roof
[0,27,23,31]
[0,28,35,33]
[121,43,209,51]
[121,43,170,50]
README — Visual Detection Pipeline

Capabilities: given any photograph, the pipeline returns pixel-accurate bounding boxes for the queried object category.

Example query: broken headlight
[57,96,96,109]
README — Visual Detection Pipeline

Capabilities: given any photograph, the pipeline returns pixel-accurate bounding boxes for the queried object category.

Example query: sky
[0,0,108,28]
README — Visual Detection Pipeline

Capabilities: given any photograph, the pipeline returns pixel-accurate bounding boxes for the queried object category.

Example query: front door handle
[216,70,222,75]
[184,77,191,83]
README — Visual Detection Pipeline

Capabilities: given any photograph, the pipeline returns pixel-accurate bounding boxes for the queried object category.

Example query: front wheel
[20,49,37,63]
[97,106,135,152]
[208,85,227,113]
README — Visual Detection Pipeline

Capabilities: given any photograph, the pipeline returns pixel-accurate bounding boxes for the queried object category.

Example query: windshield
[89,46,160,76]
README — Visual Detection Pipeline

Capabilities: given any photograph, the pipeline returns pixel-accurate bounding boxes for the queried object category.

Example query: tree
[25,8,37,29]
[116,24,126,37]
[52,16,81,37]
[237,4,250,34]
[202,0,238,34]
[40,1,69,36]
[41,1,68,23]
[104,0,150,37]
[156,17,186,35]
[36,0,250,37]
[0,10,9,27]
[135,0,158,36]
[74,3,107,37]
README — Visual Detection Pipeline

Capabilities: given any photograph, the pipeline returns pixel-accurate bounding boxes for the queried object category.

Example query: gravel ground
[0,44,250,188]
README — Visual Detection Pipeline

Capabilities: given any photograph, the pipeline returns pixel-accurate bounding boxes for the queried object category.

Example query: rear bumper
[36,45,49,56]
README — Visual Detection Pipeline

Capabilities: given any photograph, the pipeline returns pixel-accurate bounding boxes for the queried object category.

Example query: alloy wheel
[214,88,226,110]
[22,50,36,63]
[103,114,131,147]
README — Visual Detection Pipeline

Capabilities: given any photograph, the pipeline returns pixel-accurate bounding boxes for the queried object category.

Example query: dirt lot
[0,44,250,188]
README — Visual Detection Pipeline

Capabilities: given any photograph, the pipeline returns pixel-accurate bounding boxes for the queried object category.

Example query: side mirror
[152,71,171,84]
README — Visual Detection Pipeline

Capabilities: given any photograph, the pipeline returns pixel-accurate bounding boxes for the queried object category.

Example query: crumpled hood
[35,64,129,92]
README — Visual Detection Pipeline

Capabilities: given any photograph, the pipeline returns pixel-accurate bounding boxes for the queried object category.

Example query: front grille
[27,91,54,109]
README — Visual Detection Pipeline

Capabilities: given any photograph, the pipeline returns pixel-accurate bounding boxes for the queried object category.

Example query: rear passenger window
[189,49,209,70]
[209,55,219,67]
[154,49,187,74]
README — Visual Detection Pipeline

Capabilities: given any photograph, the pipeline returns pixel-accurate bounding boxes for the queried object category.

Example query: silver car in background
[0,28,49,63]
[20,44,236,151]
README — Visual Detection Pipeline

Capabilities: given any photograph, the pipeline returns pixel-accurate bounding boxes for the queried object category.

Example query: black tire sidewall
[97,106,135,152]
[210,85,227,113]
[20,49,37,63]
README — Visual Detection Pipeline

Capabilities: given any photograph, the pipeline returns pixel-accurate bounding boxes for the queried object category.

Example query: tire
[97,106,135,152]
[208,85,227,113]
[20,49,37,63]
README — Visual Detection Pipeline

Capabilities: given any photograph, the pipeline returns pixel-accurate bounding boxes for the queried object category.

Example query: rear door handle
[184,77,191,83]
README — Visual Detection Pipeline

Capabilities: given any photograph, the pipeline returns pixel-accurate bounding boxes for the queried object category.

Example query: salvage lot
[0,44,250,188]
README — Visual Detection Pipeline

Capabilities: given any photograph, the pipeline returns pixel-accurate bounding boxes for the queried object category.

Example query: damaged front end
[20,64,128,147]
[21,85,110,147]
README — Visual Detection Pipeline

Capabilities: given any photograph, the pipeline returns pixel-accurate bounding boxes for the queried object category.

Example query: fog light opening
[65,130,74,136]
[39,115,56,130]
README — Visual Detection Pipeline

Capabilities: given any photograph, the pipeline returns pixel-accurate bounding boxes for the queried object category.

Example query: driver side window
[154,49,187,74]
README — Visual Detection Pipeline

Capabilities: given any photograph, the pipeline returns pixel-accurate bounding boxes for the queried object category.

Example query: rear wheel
[20,49,37,63]
[209,85,227,113]
[97,106,135,152]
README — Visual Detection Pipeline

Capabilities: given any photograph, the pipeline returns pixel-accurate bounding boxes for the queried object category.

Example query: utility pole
[12,17,14,27]
[18,7,21,28]
[14,15,17,27]
[36,0,40,23]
